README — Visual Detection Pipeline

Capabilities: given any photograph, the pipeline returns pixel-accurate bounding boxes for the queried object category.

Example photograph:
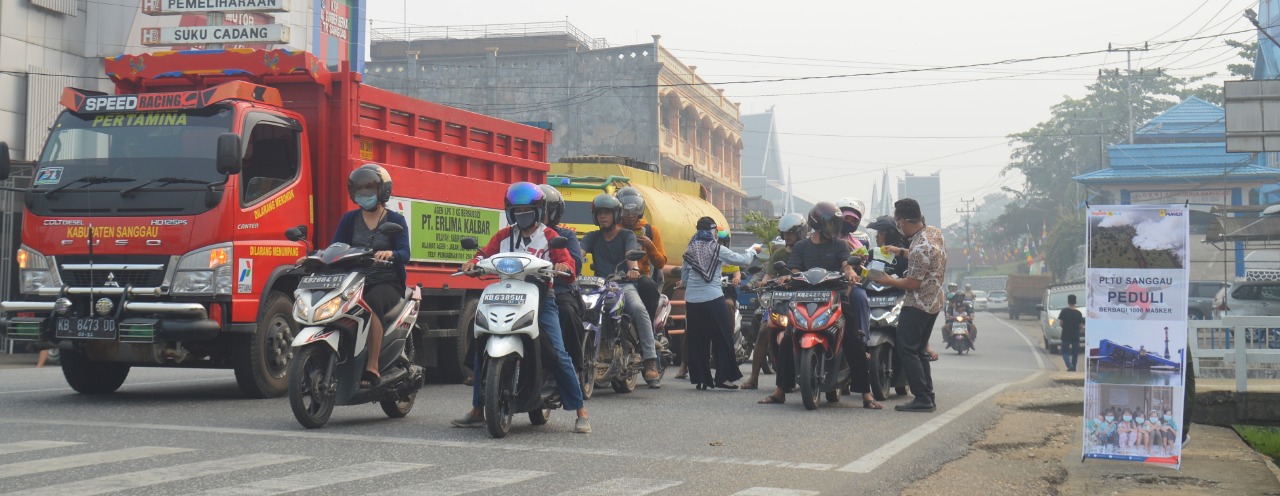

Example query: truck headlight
[172,244,233,296]
[17,245,60,294]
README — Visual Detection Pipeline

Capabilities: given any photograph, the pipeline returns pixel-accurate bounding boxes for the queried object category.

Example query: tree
[742,210,778,246]
[1225,39,1257,79]
[1045,215,1086,283]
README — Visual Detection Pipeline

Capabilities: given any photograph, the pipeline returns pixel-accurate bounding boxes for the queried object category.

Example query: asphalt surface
[0,311,1048,495]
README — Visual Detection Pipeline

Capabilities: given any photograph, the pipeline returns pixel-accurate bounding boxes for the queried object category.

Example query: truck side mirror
[460,237,478,250]
[549,236,569,249]
[1035,304,1045,312]
[285,225,307,242]
[216,133,243,175]
[0,142,10,181]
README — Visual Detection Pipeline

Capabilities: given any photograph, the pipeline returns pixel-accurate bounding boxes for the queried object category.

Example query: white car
[971,290,989,311]
[987,290,1008,312]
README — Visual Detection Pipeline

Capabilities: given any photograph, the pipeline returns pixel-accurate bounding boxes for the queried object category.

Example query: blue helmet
[504,182,545,229]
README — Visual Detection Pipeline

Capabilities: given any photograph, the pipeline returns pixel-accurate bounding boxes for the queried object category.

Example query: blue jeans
[619,282,657,360]
[1062,338,1081,370]
[472,295,585,411]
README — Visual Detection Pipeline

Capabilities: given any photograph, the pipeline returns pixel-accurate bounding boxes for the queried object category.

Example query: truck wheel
[61,349,130,394]
[435,297,478,384]
[1009,311,1018,320]
[234,292,295,398]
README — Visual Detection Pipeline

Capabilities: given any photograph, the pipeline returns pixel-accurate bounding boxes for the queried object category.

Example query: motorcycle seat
[380,288,413,324]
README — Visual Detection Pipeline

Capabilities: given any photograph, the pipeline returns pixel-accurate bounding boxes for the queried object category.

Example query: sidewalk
[906,370,1280,495]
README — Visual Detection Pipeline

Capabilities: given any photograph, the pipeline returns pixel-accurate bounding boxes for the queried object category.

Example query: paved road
[0,312,1048,495]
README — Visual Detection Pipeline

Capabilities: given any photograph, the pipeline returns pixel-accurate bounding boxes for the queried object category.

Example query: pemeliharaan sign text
[141,0,289,14]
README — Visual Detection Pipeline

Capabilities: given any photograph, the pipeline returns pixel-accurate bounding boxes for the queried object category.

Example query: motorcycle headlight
[813,311,831,329]
[770,312,789,328]
[312,296,344,322]
[293,296,309,321]
[172,244,233,296]
[494,257,527,275]
[17,245,60,294]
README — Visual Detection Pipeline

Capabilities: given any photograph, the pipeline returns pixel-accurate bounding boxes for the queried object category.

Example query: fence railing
[1189,317,1280,393]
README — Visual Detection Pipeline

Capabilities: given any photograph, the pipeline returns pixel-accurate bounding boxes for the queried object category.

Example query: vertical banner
[1083,205,1189,468]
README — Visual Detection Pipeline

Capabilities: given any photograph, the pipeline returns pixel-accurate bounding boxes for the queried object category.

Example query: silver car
[987,290,1008,312]
[1214,281,1280,317]
[971,290,989,311]
[1037,283,1086,354]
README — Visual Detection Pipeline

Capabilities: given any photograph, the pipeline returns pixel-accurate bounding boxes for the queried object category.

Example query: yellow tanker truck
[548,160,728,277]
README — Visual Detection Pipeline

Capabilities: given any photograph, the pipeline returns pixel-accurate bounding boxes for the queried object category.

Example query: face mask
[1164,415,1172,421]
[354,193,378,211]
[1105,416,1114,422]
[513,210,538,230]
[1149,417,1159,423]
[1135,418,1145,424]
[1123,415,1132,422]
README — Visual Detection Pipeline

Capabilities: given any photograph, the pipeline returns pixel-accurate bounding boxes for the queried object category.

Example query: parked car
[1037,283,1086,353]
[971,290,989,311]
[1213,281,1280,318]
[1189,281,1229,320]
[987,290,1009,312]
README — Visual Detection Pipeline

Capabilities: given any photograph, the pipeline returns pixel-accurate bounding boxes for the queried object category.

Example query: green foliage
[742,210,778,245]
[1234,425,1280,464]
[1046,216,1085,282]
[1225,39,1257,79]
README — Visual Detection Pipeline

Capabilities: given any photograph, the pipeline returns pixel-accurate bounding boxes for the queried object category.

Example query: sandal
[360,370,381,388]
[863,398,884,410]
[757,394,785,405]
[740,381,758,390]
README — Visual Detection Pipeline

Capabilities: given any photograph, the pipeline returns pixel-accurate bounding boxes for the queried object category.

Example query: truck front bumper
[0,299,219,343]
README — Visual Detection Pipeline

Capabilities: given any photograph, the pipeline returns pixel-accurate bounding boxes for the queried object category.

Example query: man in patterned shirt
[875,198,947,413]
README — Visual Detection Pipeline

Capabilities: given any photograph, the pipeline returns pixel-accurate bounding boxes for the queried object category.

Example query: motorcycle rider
[328,164,411,388]
[452,182,590,434]
[580,193,662,388]
[540,184,587,375]
[616,187,667,321]
[759,202,880,409]
[742,213,807,390]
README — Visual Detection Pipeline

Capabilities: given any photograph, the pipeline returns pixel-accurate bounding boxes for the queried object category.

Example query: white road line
[191,461,428,495]
[0,419,835,472]
[836,371,1044,473]
[0,446,193,479]
[372,469,550,496]
[558,477,682,495]
[0,377,227,395]
[0,441,81,456]
[994,315,1048,370]
[732,488,820,496]
[2,453,308,496]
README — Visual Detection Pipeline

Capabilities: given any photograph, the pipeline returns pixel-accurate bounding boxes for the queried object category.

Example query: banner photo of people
[1083,205,1189,468]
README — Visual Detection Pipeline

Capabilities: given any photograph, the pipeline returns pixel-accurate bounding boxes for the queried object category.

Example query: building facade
[897,172,942,226]
[363,23,748,224]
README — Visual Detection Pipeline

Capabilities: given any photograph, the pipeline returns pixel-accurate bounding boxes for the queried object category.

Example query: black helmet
[867,215,899,235]
[348,164,392,209]
[538,184,565,227]
[616,186,646,218]
[591,193,622,227]
[807,202,842,240]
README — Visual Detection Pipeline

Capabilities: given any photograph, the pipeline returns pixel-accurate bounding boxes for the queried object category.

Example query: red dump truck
[0,49,549,397]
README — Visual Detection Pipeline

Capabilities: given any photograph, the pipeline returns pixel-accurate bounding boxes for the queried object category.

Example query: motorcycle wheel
[799,348,821,411]
[380,333,420,419]
[611,332,638,394]
[868,344,892,402]
[529,406,552,426]
[484,355,518,439]
[654,329,671,380]
[289,345,336,429]
[580,333,598,400]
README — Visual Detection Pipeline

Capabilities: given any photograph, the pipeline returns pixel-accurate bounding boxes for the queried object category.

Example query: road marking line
[1,453,308,496]
[836,371,1044,473]
[372,469,550,496]
[558,477,682,495]
[732,488,819,496]
[190,461,429,496]
[995,315,1047,370]
[0,441,81,456]
[0,419,835,472]
[0,377,226,395]
[0,446,193,479]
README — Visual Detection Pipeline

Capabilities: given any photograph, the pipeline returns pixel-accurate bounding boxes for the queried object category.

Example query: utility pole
[1107,43,1150,144]
[957,198,976,272]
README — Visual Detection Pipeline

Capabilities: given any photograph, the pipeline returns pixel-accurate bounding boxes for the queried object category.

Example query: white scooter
[456,236,571,438]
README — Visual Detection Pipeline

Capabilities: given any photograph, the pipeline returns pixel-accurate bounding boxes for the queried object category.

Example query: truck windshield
[562,201,597,226]
[26,106,234,216]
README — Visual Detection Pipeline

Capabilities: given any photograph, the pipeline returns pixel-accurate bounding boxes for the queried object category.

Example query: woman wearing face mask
[330,165,411,388]
[1117,410,1137,453]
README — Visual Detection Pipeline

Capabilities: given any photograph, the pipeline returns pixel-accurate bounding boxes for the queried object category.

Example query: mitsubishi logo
[104,272,119,287]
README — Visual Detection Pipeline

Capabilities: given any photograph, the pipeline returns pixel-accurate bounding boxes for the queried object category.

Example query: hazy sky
[368,1,1257,226]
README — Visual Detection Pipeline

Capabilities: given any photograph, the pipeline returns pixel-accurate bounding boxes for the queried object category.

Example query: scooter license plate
[298,274,345,290]
[952,323,968,333]
[792,291,830,302]
[482,293,526,305]
[55,317,117,340]
[869,296,897,306]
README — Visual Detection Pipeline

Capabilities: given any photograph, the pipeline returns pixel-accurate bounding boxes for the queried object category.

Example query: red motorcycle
[776,262,853,410]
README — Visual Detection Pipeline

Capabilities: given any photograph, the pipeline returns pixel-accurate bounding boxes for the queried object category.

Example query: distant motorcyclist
[617,187,667,321]
[580,193,662,387]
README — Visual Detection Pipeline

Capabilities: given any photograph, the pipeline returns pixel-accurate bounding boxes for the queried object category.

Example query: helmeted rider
[452,182,591,433]
[580,193,662,387]
[329,164,410,388]
[539,184,587,376]
[616,187,667,327]
[741,212,807,390]
[867,215,910,276]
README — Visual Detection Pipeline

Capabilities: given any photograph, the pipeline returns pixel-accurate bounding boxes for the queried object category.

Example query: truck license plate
[298,274,345,290]
[482,293,526,305]
[55,318,117,340]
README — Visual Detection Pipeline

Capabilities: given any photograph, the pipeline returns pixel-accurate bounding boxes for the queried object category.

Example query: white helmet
[835,197,865,218]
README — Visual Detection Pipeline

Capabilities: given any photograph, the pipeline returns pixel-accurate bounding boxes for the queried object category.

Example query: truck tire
[234,291,295,398]
[1009,310,1018,320]
[61,349,129,394]
[434,297,478,384]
